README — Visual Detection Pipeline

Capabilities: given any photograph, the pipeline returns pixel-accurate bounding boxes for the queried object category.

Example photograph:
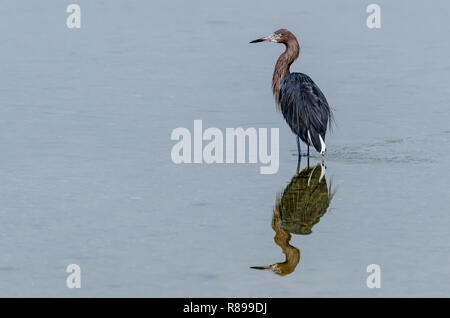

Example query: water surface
[0,0,450,297]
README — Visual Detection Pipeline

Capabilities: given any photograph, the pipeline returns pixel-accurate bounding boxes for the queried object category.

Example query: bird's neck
[272,40,300,107]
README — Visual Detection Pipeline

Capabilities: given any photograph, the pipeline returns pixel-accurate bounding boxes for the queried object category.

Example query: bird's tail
[307,129,326,154]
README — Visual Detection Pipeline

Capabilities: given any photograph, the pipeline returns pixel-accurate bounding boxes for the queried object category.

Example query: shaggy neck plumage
[272,39,300,108]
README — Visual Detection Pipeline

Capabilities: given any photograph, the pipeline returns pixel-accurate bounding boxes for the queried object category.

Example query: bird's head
[250,263,290,276]
[251,264,279,273]
[250,29,295,45]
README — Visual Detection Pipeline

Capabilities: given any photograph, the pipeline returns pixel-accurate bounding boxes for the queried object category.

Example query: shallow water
[1,0,450,297]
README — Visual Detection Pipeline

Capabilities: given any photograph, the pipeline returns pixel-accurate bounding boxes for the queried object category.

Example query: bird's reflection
[251,162,335,276]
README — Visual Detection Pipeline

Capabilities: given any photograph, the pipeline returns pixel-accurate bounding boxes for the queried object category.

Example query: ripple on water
[291,136,437,164]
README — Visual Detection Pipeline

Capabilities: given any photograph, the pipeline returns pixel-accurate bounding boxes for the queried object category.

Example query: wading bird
[250,29,332,158]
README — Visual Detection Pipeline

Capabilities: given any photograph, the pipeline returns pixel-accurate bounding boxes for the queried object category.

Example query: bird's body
[280,73,330,154]
[251,29,332,157]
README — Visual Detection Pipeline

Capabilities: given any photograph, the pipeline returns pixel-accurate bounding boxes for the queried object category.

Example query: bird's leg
[307,144,310,157]
[296,155,301,174]
[297,136,301,158]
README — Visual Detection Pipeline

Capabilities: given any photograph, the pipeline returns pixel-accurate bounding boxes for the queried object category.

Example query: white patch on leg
[307,130,313,146]
[319,135,326,154]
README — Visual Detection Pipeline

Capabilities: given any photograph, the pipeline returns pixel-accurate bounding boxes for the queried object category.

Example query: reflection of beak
[250,265,272,271]
[250,34,277,43]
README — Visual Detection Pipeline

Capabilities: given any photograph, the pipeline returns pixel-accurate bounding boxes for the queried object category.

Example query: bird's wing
[280,73,331,151]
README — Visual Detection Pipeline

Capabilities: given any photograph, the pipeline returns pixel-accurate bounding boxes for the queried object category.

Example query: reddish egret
[250,29,332,158]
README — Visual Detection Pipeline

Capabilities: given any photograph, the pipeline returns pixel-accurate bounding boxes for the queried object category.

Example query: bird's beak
[250,265,272,271]
[250,34,277,43]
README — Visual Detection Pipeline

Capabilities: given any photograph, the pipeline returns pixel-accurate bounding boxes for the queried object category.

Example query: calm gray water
[1,0,450,297]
